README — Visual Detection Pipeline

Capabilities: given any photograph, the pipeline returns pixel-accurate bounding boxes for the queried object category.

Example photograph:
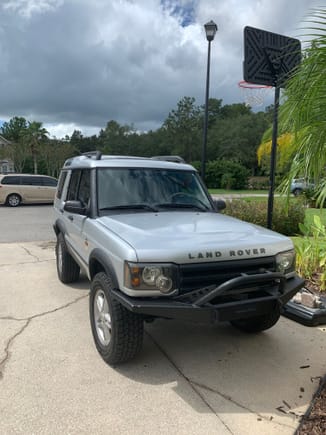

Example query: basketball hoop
[238,81,272,107]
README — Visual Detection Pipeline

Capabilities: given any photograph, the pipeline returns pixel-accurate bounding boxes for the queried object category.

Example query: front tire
[6,193,21,207]
[230,306,281,333]
[90,272,144,365]
[56,233,80,283]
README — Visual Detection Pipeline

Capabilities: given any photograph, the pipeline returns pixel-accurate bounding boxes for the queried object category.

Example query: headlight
[124,262,178,294]
[276,250,295,274]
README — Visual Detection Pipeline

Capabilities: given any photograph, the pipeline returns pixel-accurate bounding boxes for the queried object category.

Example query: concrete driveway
[1,241,325,434]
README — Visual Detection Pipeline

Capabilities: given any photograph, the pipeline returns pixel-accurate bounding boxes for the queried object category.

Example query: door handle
[68,215,74,221]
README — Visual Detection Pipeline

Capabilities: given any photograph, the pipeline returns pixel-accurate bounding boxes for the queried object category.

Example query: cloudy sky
[0,0,321,138]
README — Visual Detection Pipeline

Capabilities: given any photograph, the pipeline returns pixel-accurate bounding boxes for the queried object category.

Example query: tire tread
[90,272,143,365]
[56,233,80,283]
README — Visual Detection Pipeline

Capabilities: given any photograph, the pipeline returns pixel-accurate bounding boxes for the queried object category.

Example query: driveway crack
[0,294,88,380]
[147,331,295,431]
[146,332,234,434]
[20,245,41,262]
[0,259,54,268]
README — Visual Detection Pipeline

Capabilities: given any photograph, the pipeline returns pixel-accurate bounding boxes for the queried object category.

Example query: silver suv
[53,152,304,365]
[290,178,315,196]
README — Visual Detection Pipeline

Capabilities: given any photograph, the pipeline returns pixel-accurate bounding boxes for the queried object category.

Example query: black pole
[201,40,211,181]
[267,85,280,229]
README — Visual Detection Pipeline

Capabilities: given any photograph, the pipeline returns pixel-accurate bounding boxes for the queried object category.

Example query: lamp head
[204,20,218,41]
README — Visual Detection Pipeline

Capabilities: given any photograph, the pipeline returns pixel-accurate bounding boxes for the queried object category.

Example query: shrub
[205,160,249,189]
[294,215,326,291]
[223,198,306,236]
[248,176,269,190]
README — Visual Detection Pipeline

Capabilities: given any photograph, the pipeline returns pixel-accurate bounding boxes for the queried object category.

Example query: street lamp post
[201,20,218,181]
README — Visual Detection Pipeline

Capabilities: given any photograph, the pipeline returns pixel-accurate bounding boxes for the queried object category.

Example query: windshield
[97,168,212,212]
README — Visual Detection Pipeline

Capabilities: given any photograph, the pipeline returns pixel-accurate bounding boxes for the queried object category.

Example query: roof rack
[82,151,102,160]
[151,155,185,163]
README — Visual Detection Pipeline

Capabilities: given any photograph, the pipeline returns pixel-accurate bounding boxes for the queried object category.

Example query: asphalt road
[0,204,55,242]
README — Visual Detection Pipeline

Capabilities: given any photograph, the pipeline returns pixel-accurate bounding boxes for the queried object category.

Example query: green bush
[223,198,306,236]
[294,215,326,291]
[248,176,269,190]
[205,160,249,189]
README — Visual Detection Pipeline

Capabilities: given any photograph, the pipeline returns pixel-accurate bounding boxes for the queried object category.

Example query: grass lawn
[209,188,268,195]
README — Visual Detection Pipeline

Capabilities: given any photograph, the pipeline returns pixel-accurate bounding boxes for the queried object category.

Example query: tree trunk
[33,156,38,174]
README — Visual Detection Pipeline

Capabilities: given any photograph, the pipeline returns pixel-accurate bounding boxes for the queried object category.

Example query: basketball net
[238,81,272,108]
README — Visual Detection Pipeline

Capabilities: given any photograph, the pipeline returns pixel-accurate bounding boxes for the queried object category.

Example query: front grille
[179,257,276,294]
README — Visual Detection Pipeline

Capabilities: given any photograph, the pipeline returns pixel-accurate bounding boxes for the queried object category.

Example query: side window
[21,176,43,186]
[56,171,68,199]
[2,176,21,185]
[78,170,91,207]
[65,169,90,208]
[66,170,81,201]
[42,177,57,187]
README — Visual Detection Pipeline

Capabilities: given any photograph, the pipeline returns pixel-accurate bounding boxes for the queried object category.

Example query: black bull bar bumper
[112,273,305,324]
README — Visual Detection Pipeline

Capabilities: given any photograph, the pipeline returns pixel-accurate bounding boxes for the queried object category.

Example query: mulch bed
[296,375,326,434]
[295,280,326,434]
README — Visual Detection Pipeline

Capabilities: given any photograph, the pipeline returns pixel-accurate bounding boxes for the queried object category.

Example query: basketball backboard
[243,26,301,87]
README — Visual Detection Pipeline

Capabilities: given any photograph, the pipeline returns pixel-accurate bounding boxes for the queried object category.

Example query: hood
[97,211,293,263]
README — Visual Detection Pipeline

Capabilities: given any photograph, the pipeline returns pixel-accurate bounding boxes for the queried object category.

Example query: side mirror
[64,200,87,215]
[213,199,226,212]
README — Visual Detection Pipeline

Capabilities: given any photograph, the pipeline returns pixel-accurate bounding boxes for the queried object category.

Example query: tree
[22,122,48,174]
[204,98,223,127]
[0,117,29,172]
[1,116,27,141]
[208,110,269,174]
[163,96,201,161]
[40,139,76,177]
[101,120,133,154]
[280,8,326,203]
[257,133,296,175]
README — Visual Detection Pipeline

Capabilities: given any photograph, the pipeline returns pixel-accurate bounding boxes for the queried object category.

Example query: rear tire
[90,272,144,365]
[230,306,281,333]
[6,194,21,207]
[293,188,302,197]
[56,233,80,283]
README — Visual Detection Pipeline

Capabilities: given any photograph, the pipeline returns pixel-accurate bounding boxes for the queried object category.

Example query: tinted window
[42,177,57,187]
[66,170,81,201]
[97,168,211,210]
[1,176,21,185]
[21,176,43,186]
[78,170,91,207]
[56,171,68,199]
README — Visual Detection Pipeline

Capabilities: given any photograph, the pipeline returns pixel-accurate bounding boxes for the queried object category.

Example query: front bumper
[112,273,304,324]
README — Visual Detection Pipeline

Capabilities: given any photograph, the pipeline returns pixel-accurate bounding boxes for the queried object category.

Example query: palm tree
[281,7,326,204]
[22,121,49,174]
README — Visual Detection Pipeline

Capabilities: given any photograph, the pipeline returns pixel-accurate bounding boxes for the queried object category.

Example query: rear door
[40,176,57,202]
[21,176,44,201]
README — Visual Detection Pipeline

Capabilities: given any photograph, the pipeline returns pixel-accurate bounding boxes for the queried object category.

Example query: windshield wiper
[100,204,158,212]
[155,203,208,212]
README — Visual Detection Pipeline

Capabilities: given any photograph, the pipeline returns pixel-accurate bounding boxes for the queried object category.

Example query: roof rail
[82,151,102,160]
[151,155,185,163]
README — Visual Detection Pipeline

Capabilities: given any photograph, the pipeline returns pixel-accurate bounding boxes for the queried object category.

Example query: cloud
[0,0,320,137]
[2,0,64,18]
